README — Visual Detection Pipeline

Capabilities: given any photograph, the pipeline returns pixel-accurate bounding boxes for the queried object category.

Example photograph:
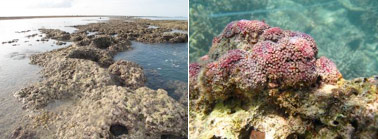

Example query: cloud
[0,0,187,17]
[31,0,74,8]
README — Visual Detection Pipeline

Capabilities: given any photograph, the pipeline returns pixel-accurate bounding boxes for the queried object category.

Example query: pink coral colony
[190,20,342,93]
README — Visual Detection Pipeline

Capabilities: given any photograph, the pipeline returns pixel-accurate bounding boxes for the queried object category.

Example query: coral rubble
[189,20,377,138]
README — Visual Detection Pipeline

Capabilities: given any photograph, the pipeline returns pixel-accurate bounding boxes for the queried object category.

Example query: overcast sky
[0,0,188,17]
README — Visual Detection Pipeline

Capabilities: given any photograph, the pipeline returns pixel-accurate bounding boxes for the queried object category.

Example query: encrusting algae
[189,19,377,139]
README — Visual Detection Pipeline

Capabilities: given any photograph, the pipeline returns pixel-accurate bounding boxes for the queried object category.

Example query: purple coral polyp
[316,56,342,83]
[262,27,284,41]
[189,63,201,78]
[222,20,269,39]
[194,20,342,94]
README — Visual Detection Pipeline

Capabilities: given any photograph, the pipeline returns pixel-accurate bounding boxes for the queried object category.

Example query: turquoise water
[114,42,188,92]
[189,0,377,79]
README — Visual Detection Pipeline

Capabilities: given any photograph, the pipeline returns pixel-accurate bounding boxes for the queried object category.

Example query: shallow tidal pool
[114,41,188,95]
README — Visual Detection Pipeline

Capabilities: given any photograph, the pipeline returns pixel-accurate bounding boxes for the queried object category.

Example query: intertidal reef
[189,20,377,139]
[11,18,188,139]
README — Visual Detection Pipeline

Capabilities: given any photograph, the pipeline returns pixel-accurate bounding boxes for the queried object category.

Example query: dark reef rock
[39,29,70,41]
[90,35,114,49]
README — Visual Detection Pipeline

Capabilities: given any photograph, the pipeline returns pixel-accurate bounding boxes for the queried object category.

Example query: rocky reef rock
[11,127,36,139]
[73,19,188,44]
[55,86,187,139]
[15,42,187,138]
[162,80,189,107]
[109,60,146,89]
[39,29,70,41]
[14,19,188,138]
[90,35,114,49]
[189,20,377,139]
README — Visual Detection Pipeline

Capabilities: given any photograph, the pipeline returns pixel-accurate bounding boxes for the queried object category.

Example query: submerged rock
[2,39,19,44]
[39,29,70,41]
[162,80,189,107]
[189,20,377,138]
[26,34,38,38]
[55,41,66,45]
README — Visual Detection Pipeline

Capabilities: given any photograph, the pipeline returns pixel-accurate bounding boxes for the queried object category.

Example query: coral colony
[189,20,377,138]
[191,20,341,97]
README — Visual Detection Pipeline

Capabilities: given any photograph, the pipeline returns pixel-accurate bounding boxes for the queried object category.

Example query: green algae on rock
[189,19,377,139]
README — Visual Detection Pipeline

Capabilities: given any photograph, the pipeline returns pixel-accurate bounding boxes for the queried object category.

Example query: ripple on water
[114,41,188,96]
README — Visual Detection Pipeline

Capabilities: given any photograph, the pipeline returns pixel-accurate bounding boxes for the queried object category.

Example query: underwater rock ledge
[189,20,377,139]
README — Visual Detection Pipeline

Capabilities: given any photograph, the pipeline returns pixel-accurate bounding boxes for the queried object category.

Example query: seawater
[189,0,377,79]
[138,16,188,21]
[0,17,108,137]
[114,41,188,94]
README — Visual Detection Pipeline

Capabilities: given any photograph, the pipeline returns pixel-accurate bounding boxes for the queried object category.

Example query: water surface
[0,17,108,137]
[189,0,377,79]
[138,16,188,21]
[115,41,188,95]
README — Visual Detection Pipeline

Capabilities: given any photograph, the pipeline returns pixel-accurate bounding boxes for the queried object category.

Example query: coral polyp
[315,56,343,84]
[261,27,284,41]
[190,19,377,139]
[201,20,324,96]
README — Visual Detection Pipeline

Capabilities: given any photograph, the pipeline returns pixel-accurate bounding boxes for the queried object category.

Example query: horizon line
[0,15,188,20]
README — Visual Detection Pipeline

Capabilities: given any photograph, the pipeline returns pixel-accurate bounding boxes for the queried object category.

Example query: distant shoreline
[0,15,115,20]
[0,15,188,20]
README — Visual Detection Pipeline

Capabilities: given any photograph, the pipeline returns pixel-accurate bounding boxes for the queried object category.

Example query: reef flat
[11,18,188,139]
[189,20,377,139]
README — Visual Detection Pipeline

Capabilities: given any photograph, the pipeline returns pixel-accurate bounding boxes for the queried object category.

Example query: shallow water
[114,41,188,94]
[148,25,159,29]
[169,29,188,34]
[0,17,108,137]
[189,0,377,79]
[138,16,187,21]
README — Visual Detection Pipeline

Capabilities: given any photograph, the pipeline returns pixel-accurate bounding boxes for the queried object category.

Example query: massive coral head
[189,19,377,139]
[194,19,342,97]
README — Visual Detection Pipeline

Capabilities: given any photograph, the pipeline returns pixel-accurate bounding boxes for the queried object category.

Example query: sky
[0,0,188,17]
